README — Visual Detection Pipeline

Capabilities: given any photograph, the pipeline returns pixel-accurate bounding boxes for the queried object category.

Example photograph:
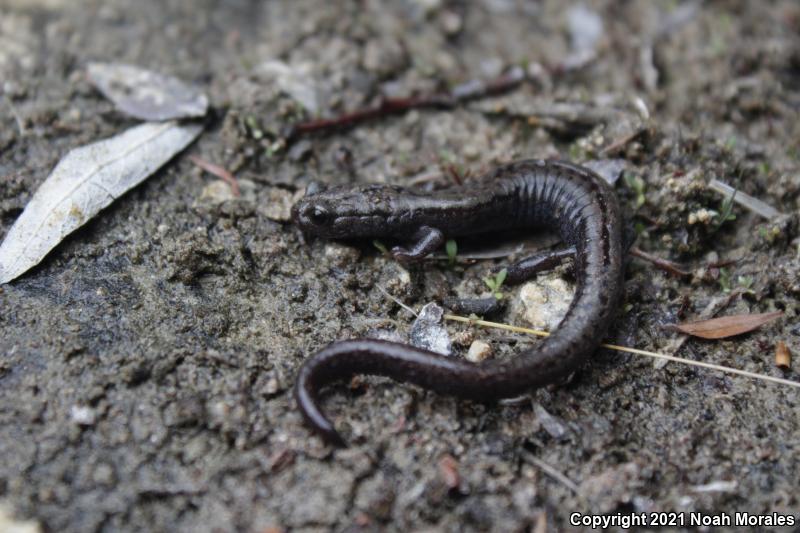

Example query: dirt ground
[1,1,799,531]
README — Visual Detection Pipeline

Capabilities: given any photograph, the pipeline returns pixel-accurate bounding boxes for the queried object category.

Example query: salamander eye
[306,205,332,226]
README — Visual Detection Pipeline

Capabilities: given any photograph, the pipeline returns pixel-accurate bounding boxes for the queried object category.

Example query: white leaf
[88,62,209,121]
[0,121,203,284]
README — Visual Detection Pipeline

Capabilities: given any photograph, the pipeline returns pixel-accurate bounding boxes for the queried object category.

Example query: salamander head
[292,183,409,239]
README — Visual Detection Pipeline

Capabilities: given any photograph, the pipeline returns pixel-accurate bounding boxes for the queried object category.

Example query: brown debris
[189,155,240,197]
[776,341,792,369]
[437,454,460,490]
[630,246,691,278]
[286,68,525,140]
[666,311,783,340]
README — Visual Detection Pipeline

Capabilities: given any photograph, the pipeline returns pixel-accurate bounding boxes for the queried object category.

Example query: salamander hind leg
[502,245,576,285]
[392,226,445,263]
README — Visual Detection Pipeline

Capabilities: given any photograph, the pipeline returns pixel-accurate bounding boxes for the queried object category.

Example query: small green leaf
[718,267,732,292]
[446,239,457,266]
[373,240,388,254]
[495,268,508,288]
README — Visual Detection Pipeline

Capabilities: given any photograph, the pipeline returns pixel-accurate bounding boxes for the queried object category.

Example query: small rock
[70,405,96,426]
[691,480,738,493]
[0,501,41,533]
[480,57,504,78]
[259,187,304,222]
[533,403,568,440]
[451,329,475,348]
[164,397,204,428]
[566,4,604,53]
[182,435,210,463]
[323,242,361,267]
[354,473,396,521]
[579,462,641,513]
[440,10,462,35]
[687,208,714,225]
[265,377,280,395]
[362,37,407,77]
[409,303,452,355]
[198,180,235,204]
[257,60,320,114]
[366,328,407,344]
[517,275,574,330]
[466,340,492,363]
[92,463,115,486]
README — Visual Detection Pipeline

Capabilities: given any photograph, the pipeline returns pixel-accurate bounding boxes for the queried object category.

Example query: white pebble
[466,340,492,363]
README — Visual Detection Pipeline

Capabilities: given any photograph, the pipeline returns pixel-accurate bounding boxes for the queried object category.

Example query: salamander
[291,159,625,445]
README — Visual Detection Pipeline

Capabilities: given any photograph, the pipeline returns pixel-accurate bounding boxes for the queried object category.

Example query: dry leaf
[666,311,783,339]
[776,341,791,369]
[0,121,203,284]
[88,62,209,121]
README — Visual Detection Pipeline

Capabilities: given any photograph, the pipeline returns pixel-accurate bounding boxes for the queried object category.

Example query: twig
[377,285,418,317]
[521,451,579,493]
[443,313,800,389]
[286,67,525,140]
[600,128,647,156]
[630,246,691,278]
[189,155,240,196]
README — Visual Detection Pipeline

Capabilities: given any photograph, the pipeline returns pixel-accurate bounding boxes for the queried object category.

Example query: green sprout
[718,267,732,292]
[483,268,508,300]
[567,143,583,161]
[373,240,389,256]
[623,172,646,208]
[715,190,738,229]
[244,115,264,140]
[737,275,754,294]
[445,239,458,267]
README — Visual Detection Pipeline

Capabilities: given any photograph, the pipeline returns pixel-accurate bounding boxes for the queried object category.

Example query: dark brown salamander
[292,159,625,445]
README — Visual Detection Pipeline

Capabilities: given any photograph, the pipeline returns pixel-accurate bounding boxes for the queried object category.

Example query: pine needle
[443,314,800,389]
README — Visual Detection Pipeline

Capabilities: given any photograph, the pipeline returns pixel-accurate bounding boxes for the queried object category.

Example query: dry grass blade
[665,311,783,339]
[443,314,800,390]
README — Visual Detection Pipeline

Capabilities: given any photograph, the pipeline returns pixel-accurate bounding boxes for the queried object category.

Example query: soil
[1,1,799,531]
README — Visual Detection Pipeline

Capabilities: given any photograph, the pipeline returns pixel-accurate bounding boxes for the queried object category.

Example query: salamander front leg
[503,246,576,285]
[392,226,445,263]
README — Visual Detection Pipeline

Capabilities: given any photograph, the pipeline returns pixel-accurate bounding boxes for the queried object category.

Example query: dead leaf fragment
[666,311,783,339]
[88,62,209,121]
[0,121,203,284]
[437,454,460,489]
[776,341,791,369]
